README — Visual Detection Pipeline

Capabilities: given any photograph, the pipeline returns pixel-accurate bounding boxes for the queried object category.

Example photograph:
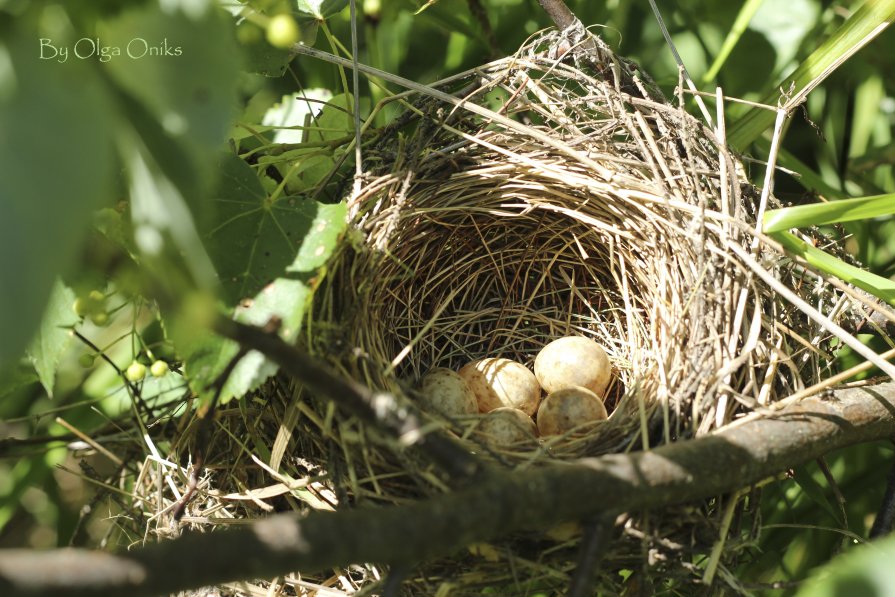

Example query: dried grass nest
[315,30,852,452]
[139,30,873,595]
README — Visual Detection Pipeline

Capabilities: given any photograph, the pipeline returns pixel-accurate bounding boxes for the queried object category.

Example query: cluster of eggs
[418,337,612,446]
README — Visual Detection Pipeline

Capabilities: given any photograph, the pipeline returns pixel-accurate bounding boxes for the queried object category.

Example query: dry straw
[128,28,873,595]
[316,28,851,449]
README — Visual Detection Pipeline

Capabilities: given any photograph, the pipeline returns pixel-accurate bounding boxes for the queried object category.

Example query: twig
[171,330,255,522]
[4,381,895,596]
[816,457,848,530]
[727,242,895,379]
[349,0,363,201]
[380,565,410,597]
[568,516,614,597]
[537,0,577,30]
[213,318,483,481]
[467,0,500,59]
[870,445,895,538]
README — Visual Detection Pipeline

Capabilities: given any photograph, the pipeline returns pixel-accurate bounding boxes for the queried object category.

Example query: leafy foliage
[26,280,78,397]
[0,14,116,368]
[1,0,895,593]
[184,152,346,403]
[796,532,895,596]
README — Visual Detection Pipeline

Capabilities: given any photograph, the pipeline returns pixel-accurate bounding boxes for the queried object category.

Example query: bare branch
[3,382,895,597]
[537,0,578,31]
[213,318,484,481]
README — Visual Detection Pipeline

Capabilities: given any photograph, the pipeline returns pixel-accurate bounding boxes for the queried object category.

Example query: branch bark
[537,0,579,31]
[2,382,895,597]
[213,318,484,481]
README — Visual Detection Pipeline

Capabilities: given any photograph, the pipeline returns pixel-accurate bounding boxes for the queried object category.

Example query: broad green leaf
[119,129,219,289]
[850,76,886,159]
[183,155,347,403]
[296,0,348,19]
[0,13,116,369]
[283,154,336,194]
[306,93,355,143]
[728,0,895,149]
[26,279,79,397]
[204,153,345,304]
[192,278,312,404]
[99,0,241,192]
[238,31,294,77]
[261,90,334,144]
[182,273,328,404]
[772,231,895,306]
[286,199,346,273]
[748,0,820,75]
[796,533,895,596]
[763,194,895,233]
[0,363,38,401]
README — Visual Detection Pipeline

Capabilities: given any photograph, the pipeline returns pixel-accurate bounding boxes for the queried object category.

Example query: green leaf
[306,93,355,143]
[182,155,347,403]
[0,362,39,402]
[796,533,895,596]
[0,13,116,369]
[728,0,895,149]
[26,280,79,397]
[286,199,346,273]
[771,231,895,306]
[204,153,345,304]
[98,0,241,192]
[763,194,895,233]
[702,0,764,83]
[119,129,219,289]
[239,32,294,77]
[296,0,348,19]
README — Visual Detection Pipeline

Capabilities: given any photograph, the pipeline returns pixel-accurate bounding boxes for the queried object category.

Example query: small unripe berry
[78,354,95,368]
[73,298,90,317]
[125,361,147,382]
[266,14,299,49]
[150,360,169,378]
[90,311,110,326]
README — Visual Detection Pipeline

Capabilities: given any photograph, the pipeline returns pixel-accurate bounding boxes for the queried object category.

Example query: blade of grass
[764,194,895,233]
[703,0,764,84]
[771,230,895,306]
[728,0,895,150]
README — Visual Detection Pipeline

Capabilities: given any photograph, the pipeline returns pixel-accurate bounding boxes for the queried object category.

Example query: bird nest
[127,30,871,596]
[314,31,843,452]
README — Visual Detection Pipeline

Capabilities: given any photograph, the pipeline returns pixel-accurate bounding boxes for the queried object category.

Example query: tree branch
[537,0,578,31]
[2,382,895,597]
[213,317,484,481]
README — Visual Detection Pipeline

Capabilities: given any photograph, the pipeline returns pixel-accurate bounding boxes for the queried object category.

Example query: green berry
[236,21,262,45]
[88,290,105,303]
[90,311,109,326]
[364,0,381,17]
[125,361,147,382]
[78,354,95,368]
[150,360,169,378]
[266,14,299,49]
[73,298,90,318]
